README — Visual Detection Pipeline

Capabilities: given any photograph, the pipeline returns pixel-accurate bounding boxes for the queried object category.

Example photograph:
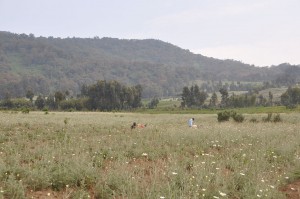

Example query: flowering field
[0,111,299,198]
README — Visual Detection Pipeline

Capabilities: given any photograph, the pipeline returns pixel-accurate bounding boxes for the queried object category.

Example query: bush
[21,107,30,114]
[59,99,84,111]
[42,108,49,114]
[217,110,245,123]
[262,113,282,123]
[249,118,258,123]
[217,111,231,122]
[0,98,32,109]
[273,113,282,123]
[232,113,245,123]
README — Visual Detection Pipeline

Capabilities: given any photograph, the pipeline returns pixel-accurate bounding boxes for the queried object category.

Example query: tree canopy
[1,31,296,99]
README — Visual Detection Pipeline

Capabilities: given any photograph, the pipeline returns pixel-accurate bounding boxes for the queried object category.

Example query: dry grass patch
[0,111,299,198]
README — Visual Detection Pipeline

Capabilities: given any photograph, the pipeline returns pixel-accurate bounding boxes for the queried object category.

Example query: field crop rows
[0,111,299,198]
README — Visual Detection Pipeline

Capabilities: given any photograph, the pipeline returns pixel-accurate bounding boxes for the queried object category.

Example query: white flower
[240,173,245,176]
[142,153,148,156]
[219,191,227,196]
[172,172,178,175]
[160,197,165,199]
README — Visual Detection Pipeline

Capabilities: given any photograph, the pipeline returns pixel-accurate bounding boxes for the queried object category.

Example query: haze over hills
[0,31,298,98]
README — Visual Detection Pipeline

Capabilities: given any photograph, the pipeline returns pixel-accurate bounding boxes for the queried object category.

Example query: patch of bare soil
[26,188,95,199]
[26,189,65,199]
[279,180,300,199]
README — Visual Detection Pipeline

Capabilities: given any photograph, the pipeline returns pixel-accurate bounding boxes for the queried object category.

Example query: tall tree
[181,86,191,107]
[219,88,229,107]
[35,95,45,109]
[210,92,218,107]
[281,87,300,107]
[268,91,273,106]
[26,90,34,102]
[181,85,207,108]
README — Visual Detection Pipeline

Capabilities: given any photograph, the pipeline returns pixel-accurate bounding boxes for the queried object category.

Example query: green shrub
[217,110,244,122]
[273,113,282,123]
[249,118,258,123]
[43,108,49,114]
[59,99,84,111]
[262,113,282,123]
[64,118,70,125]
[217,111,231,122]
[3,176,26,199]
[232,113,245,123]
[21,107,30,114]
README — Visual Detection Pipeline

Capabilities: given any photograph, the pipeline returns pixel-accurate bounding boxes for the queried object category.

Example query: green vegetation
[217,111,231,122]
[0,80,143,112]
[0,111,299,198]
[216,110,245,123]
[1,31,299,99]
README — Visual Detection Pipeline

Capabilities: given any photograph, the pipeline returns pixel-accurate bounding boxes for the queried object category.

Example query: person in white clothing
[188,118,197,128]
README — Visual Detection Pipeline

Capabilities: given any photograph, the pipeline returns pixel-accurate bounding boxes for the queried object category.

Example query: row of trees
[2,80,300,111]
[181,85,277,109]
[280,87,300,108]
[181,85,208,108]
[81,80,142,110]
[0,80,143,111]
[199,80,272,93]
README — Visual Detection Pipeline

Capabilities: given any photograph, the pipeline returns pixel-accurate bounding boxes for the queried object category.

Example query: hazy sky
[1,0,299,66]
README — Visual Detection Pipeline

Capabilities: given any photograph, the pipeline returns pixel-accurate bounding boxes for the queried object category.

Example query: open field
[137,105,300,115]
[0,111,300,198]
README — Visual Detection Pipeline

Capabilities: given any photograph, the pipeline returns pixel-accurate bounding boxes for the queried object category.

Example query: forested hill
[0,31,296,98]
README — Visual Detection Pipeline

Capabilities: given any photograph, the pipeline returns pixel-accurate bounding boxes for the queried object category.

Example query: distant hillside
[0,31,297,98]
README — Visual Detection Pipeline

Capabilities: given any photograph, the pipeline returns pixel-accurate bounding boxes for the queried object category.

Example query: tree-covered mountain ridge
[0,31,298,98]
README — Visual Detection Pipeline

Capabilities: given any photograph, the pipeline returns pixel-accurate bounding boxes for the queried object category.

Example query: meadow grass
[0,111,299,198]
[136,105,300,115]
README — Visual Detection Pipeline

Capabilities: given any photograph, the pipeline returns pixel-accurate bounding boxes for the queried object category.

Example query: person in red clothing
[131,122,147,129]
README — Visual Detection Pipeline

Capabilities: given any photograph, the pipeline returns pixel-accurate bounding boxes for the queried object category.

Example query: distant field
[259,87,288,102]
[143,86,288,111]
[0,111,299,198]
[139,103,300,114]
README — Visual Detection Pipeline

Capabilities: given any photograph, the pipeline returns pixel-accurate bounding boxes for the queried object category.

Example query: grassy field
[0,111,300,198]
[137,105,300,115]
